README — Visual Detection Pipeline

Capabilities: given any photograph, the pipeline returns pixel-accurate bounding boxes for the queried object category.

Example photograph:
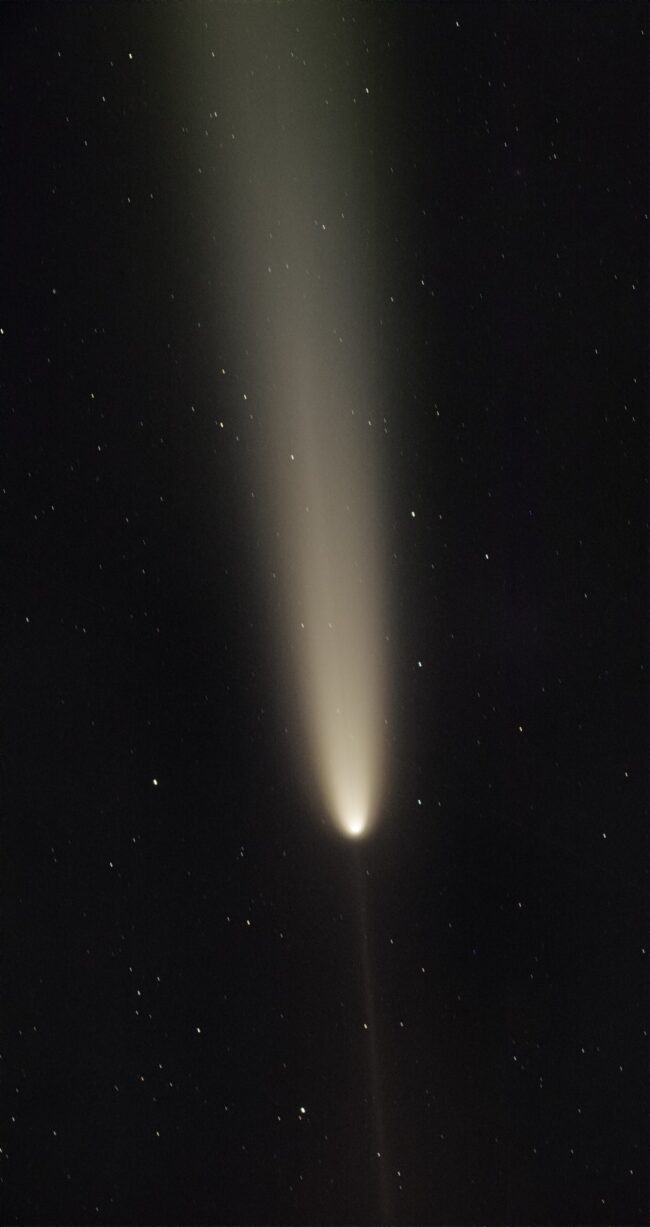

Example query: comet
[196,4,393,1217]
[198,4,390,845]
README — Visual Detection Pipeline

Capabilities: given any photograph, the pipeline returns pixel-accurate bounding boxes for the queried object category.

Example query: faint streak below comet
[355,857,392,1222]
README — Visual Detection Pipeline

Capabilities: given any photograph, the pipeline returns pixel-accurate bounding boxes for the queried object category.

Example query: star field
[2,2,647,1224]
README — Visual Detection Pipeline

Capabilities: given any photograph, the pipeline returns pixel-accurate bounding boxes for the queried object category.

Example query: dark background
[1,2,646,1223]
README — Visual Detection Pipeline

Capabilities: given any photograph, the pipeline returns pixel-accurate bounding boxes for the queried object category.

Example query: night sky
[2,2,647,1224]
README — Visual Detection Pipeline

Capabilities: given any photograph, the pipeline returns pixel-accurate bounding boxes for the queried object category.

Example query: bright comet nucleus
[343,814,367,839]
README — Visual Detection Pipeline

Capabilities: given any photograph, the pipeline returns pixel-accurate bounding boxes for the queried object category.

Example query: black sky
[2,2,647,1224]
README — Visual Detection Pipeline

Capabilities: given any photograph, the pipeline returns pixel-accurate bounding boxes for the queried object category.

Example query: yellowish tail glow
[288,382,386,839]
[203,6,389,838]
